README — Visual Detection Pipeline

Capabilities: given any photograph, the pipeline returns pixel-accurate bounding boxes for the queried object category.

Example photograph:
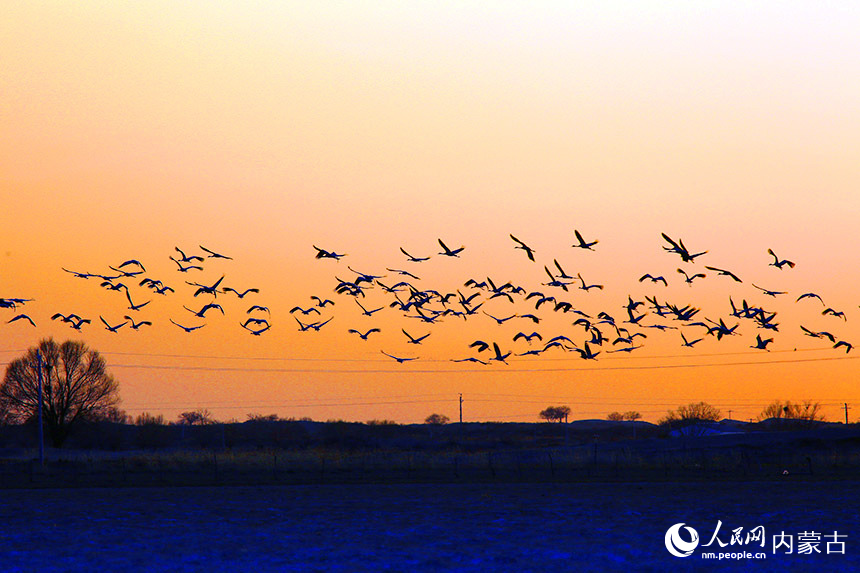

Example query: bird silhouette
[572,229,598,250]
[752,284,786,297]
[399,247,430,262]
[8,314,36,327]
[248,305,271,315]
[796,293,824,305]
[437,238,465,257]
[290,306,320,316]
[451,357,488,364]
[402,329,430,344]
[125,290,151,311]
[313,245,346,260]
[170,256,203,272]
[489,342,511,364]
[355,300,384,317]
[577,273,603,291]
[241,323,271,336]
[662,233,707,263]
[348,328,381,340]
[750,334,773,351]
[124,316,152,330]
[100,316,127,333]
[170,319,205,332]
[639,274,668,286]
[199,245,232,260]
[311,296,335,307]
[705,266,742,283]
[223,287,259,298]
[767,248,795,269]
[184,303,224,318]
[510,234,536,261]
[174,246,204,263]
[677,268,706,285]
[380,350,418,363]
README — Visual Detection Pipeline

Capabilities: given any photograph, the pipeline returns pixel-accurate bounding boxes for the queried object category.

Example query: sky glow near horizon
[2,2,860,424]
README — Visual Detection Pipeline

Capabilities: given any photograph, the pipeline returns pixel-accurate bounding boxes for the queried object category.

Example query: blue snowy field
[1,480,858,571]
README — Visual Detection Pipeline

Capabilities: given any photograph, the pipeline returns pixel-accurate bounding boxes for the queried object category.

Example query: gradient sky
[3,2,860,424]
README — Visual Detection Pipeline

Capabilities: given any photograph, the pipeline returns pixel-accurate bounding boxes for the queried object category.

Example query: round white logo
[665,523,699,557]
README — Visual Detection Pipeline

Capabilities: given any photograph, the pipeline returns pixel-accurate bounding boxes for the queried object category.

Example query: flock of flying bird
[1,232,855,364]
[297,233,854,364]
[1,245,273,337]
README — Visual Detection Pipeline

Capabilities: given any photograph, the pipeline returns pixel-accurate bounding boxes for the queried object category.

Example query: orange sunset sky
[2,3,860,424]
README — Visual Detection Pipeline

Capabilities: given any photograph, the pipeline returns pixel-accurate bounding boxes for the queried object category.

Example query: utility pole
[36,350,44,466]
[844,403,851,425]
[727,409,733,421]
[459,393,463,424]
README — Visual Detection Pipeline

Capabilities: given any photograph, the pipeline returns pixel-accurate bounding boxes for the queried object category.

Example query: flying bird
[170,319,205,333]
[767,248,795,270]
[8,314,36,327]
[677,268,706,285]
[509,234,536,261]
[241,323,271,336]
[313,245,346,260]
[174,246,204,263]
[124,316,152,330]
[99,316,127,333]
[680,332,703,348]
[399,247,430,263]
[437,238,465,257]
[451,357,488,365]
[380,350,418,363]
[290,306,320,316]
[125,290,151,312]
[311,296,335,307]
[705,266,742,283]
[223,287,260,298]
[355,300,384,317]
[822,308,847,321]
[184,303,225,318]
[552,259,575,280]
[199,245,232,260]
[489,342,511,364]
[661,233,707,263]
[169,256,203,272]
[796,293,824,305]
[513,331,543,343]
[348,328,381,340]
[639,274,668,286]
[571,229,598,250]
[752,284,786,297]
[248,305,271,315]
[834,340,853,353]
[386,268,421,280]
[750,334,773,351]
[402,329,430,344]
[577,273,603,291]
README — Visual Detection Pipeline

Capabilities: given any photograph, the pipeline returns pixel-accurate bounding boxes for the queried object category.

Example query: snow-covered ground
[1,480,857,571]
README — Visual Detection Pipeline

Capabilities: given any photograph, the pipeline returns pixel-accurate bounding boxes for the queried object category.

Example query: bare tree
[177,408,215,425]
[659,401,721,426]
[606,411,624,421]
[623,411,642,421]
[424,413,449,425]
[0,338,120,447]
[135,412,166,425]
[247,413,280,422]
[539,405,571,423]
[758,400,825,423]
